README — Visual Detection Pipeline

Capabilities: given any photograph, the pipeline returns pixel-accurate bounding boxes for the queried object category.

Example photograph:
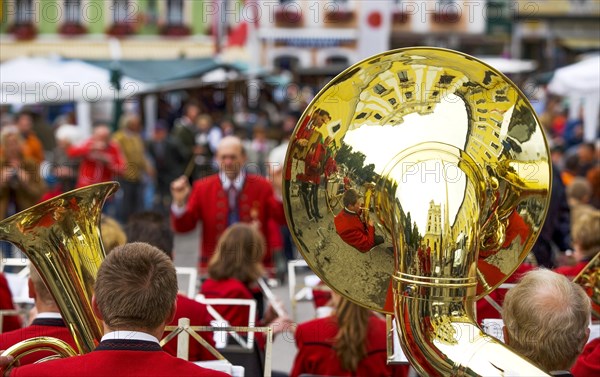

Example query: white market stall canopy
[0,56,146,105]
[476,56,538,74]
[548,55,600,143]
[548,55,600,95]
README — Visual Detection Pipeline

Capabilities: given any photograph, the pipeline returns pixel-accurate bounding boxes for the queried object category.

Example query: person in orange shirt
[15,113,44,164]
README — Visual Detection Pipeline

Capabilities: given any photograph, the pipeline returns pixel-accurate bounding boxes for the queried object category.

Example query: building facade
[511,0,600,70]
[0,0,216,61]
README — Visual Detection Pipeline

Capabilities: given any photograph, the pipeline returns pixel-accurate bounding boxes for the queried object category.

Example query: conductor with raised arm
[170,136,284,273]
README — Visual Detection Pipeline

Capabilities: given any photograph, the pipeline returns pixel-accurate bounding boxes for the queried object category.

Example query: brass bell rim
[0,181,120,226]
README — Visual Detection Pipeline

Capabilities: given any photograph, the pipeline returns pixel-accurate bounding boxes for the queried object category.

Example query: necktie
[227,185,239,225]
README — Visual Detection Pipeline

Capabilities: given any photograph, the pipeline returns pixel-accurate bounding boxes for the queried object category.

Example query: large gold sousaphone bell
[0,182,119,368]
[283,48,552,376]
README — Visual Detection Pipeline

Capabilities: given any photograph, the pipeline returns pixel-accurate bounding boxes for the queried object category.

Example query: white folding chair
[2,260,33,307]
[195,294,257,350]
[194,295,268,377]
[0,258,29,274]
[0,259,32,328]
[175,267,198,298]
[288,259,323,320]
[481,283,517,316]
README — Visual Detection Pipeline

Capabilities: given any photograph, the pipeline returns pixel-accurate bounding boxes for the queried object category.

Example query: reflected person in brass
[334,189,383,253]
[294,109,332,221]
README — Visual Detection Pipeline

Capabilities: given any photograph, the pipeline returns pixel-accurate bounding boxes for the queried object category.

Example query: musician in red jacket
[0,266,75,366]
[170,136,284,273]
[572,338,600,377]
[334,189,383,253]
[125,211,216,361]
[0,273,21,333]
[297,138,326,220]
[290,293,408,377]
[200,224,291,350]
[9,243,228,377]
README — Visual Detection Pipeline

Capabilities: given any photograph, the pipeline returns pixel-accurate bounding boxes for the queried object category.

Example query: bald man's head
[216,136,246,180]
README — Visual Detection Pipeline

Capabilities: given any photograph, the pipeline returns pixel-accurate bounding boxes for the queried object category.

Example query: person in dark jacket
[530,163,571,268]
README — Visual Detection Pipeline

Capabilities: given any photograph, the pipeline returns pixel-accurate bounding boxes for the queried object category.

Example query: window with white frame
[15,0,34,24]
[167,0,184,26]
[437,0,459,16]
[113,0,129,24]
[65,0,81,24]
[147,0,158,24]
[439,0,459,8]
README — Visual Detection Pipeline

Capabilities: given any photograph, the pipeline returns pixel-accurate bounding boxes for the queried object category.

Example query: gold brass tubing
[393,275,477,289]
[0,182,119,364]
[573,252,600,319]
[1,337,78,371]
[396,294,549,376]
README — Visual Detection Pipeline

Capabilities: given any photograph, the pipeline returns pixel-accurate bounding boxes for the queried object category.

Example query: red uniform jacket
[200,278,254,328]
[67,140,126,188]
[476,263,535,321]
[554,260,588,279]
[0,317,75,365]
[171,174,284,270]
[334,209,375,252]
[290,115,312,161]
[324,156,337,178]
[572,338,600,377]
[162,294,216,361]
[290,315,408,377]
[10,339,229,377]
[301,142,326,185]
[0,273,21,332]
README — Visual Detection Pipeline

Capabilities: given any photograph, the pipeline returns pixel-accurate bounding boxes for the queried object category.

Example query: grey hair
[503,269,591,371]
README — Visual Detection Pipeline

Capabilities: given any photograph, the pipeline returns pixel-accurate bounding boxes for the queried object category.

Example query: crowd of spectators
[0,80,597,376]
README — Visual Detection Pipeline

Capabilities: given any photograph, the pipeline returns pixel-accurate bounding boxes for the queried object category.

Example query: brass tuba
[0,182,119,366]
[574,252,600,319]
[283,48,552,376]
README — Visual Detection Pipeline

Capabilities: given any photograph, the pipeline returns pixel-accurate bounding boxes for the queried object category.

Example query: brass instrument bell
[283,48,551,376]
[0,182,119,368]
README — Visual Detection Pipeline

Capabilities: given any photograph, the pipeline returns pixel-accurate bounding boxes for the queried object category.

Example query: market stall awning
[548,55,600,95]
[0,56,146,105]
[84,58,239,86]
[548,55,600,142]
